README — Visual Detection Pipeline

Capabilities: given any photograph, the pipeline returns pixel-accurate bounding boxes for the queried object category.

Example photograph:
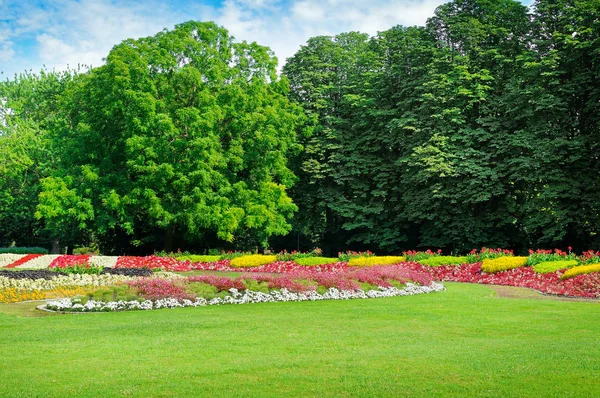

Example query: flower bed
[402,262,600,298]
[45,283,445,312]
[0,254,27,268]
[49,255,91,268]
[4,254,44,268]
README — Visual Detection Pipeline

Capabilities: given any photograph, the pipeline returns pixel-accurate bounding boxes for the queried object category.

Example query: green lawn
[0,283,599,397]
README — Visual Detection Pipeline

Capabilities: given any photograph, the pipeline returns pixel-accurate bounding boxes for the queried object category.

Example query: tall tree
[0,70,78,250]
[37,22,305,253]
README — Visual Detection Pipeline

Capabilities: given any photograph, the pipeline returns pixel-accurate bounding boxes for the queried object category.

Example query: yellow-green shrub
[418,256,468,267]
[230,254,277,268]
[348,256,405,267]
[294,257,339,266]
[561,263,600,279]
[481,256,527,273]
[533,260,579,274]
[177,255,221,263]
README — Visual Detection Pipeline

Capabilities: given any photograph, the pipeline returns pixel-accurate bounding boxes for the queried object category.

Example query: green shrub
[481,257,527,273]
[177,255,221,263]
[294,257,339,266]
[348,256,405,266]
[230,254,277,268]
[404,250,441,261]
[526,250,576,266]
[338,251,374,262]
[53,263,104,275]
[418,256,468,267]
[561,263,600,279]
[73,246,99,255]
[276,248,324,261]
[0,247,48,254]
[533,260,579,274]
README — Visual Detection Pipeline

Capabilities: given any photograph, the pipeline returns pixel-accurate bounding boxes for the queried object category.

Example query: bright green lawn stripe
[0,283,599,397]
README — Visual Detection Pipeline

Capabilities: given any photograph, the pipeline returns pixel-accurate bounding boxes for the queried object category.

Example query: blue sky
[0,0,535,78]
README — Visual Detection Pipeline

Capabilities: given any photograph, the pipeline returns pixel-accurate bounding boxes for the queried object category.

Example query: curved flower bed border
[44,282,445,312]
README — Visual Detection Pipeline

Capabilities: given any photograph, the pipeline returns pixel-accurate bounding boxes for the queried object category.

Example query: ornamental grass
[561,263,600,280]
[418,256,468,267]
[348,256,405,267]
[294,257,339,266]
[533,260,579,274]
[481,256,527,273]
[230,254,278,268]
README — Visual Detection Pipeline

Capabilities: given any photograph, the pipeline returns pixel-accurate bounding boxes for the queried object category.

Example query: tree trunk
[51,239,61,254]
[163,225,174,252]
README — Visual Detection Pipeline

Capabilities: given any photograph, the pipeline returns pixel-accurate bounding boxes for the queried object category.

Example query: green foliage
[177,255,221,263]
[526,251,577,266]
[3,0,600,254]
[0,247,48,254]
[0,69,79,249]
[276,248,323,261]
[52,264,104,275]
[84,285,139,303]
[72,246,99,255]
[338,251,374,262]
[533,260,579,274]
[33,21,305,252]
[418,256,468,267]
[294,257,339,266]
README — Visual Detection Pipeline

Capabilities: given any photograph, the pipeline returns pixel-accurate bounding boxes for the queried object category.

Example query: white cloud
[210,0,448,67]
[1,0,493,76]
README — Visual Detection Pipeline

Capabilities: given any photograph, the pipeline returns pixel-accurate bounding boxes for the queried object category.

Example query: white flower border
[89,256,119,268]
[44,282,445,312]
[0,274,134,290]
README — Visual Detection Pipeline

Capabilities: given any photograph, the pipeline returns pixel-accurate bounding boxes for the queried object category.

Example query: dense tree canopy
[1,0,599,254]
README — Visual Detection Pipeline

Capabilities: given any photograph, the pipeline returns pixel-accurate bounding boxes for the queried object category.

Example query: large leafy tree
[0,70,78,249]
[282,32,374,254]
[37,21,305,252]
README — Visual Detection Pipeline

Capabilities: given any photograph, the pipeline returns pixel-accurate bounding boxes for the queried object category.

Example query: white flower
[88,256,119,268]
[0,254,27,268]
[43,283,445,312]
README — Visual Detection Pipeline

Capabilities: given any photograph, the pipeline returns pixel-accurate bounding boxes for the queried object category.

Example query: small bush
[51,263,104,275]
[418,256,468,267]
[348,256,405,267]
[338,251,374,262]
[404,250,442,261]
[276,248,323,261]
[220,251,253,260]
[73,246,99,255]
[465,248,513,263]
[533,260,579,274]
[578,251,600,265]
[177,255,221,263]
[526,249,575,266]
[0,247,48,254]
[294,257,339,266]
[230,254,277,268]
[481,256,527,273]
[561,263,600,280]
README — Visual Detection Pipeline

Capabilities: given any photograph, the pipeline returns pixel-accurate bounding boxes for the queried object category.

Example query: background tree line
[1,0,598,255]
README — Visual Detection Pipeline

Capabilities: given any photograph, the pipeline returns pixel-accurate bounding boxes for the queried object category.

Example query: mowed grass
[0,283,599,397]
